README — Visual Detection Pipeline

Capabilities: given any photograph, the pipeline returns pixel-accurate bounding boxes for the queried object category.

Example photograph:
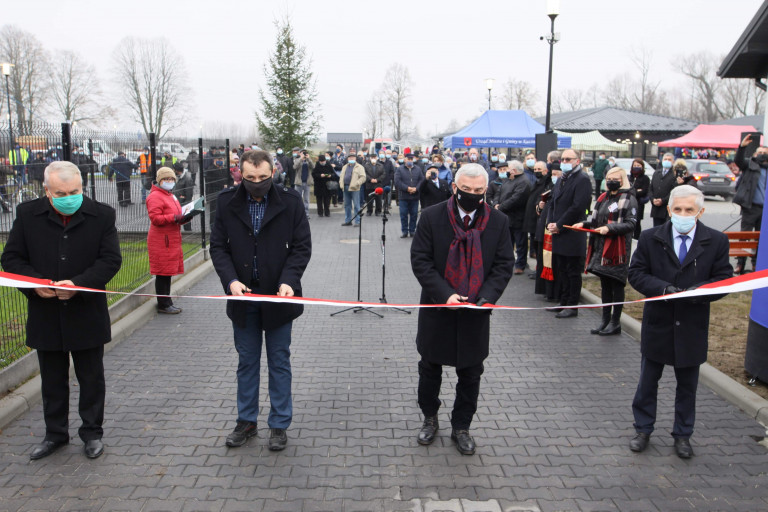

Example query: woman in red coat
[146,167,185,314]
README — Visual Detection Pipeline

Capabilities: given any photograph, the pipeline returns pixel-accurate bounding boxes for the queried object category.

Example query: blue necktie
[678,235,689,263]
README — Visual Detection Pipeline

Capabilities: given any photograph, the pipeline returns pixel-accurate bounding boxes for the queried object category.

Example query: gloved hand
[475,297,490,307]
[174,214,185,224]
[664,285,683,295]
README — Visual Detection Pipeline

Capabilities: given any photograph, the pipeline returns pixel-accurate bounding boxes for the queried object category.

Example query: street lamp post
[2,63,14,159]
[485,78,495,110]
[543,0,560,133]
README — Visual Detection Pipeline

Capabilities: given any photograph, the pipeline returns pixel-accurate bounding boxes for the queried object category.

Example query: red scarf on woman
[444,195,490,303]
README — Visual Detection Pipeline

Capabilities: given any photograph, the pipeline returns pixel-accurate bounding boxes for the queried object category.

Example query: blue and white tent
[443,110,571,149]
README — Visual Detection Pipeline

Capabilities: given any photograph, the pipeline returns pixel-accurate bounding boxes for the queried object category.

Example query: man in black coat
[275,146,294,189]
[108,151,137,206]
[649,153,678,226]
[364,154,387,215]
[627,185,732,459]
[210,150,311,452]
[496,160,532,274]
[410,163,514,455]
[546,149,592,317]
[1,161,122,461]
[419,163,451,209]
[732,134,766,274]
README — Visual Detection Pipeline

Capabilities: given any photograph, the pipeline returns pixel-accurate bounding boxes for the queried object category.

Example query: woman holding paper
[573,167,637,336]
[146,167,186,314]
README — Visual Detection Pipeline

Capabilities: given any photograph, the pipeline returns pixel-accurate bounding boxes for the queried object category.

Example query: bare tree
[112,37,191,138]
[678,51,726,123]
[48,50,115,127]
[500,79,540,115]
[721,79,766,118]
[0,25,49,131]
[382,63,412,140]
[629,47,663,112]
[364,93,381,141]
[603,74,634,109]
[553,88,589,112]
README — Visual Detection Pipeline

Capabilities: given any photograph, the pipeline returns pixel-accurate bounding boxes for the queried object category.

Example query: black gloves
[664,285,683,295]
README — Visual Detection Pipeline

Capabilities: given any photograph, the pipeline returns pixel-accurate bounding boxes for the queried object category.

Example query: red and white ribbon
[0,270,766,311]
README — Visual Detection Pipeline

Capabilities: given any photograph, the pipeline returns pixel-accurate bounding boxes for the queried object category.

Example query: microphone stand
[331,193,383,318]
[379,206,410,313]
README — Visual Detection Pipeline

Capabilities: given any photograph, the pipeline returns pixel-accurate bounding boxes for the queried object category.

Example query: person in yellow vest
[136,147,153,203]
[8,144,29,184]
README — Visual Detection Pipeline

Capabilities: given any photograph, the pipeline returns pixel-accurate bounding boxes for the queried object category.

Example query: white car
[156,142,189,162]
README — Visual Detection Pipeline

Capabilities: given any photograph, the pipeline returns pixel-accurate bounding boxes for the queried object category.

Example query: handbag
[326,180,339,192]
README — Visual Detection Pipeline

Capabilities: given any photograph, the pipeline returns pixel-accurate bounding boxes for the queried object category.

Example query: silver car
[684,159,737,200]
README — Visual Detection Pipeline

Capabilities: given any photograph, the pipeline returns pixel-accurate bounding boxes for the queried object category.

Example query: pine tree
[256,18,320,151]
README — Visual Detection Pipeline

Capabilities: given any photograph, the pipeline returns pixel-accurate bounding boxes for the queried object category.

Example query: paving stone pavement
[1,203,767,512]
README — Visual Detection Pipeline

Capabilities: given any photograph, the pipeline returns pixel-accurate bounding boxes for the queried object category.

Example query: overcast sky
[3,0,764,141]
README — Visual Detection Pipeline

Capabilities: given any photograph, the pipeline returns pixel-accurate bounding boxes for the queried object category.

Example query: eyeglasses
[562,157,577,162]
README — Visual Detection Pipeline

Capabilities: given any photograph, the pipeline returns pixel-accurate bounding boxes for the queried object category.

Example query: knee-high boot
[591,306,611,334]
[599,305,623,336]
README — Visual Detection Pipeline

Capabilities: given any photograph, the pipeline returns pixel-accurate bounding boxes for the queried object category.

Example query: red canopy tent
[658,124,759,149]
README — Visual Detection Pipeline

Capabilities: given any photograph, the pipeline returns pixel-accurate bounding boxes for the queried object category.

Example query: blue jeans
[343,188,361,224]
[232,302,293,428]
[511,229,528,269]
[399,198,419,235]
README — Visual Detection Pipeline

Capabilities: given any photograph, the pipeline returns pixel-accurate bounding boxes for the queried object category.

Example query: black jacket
[733,145,766,209]
[547,167,592,257]
[395,164,425,199]
[649,168,677,219]
[497,176,532,231]
[419,175,451,208]
[174,170,195,205]
[524,174,553,234]
[0,197,122,351]
[109,155,136,182]
[410,202,514,368]
[364,162,387,192]
[312,161,337,196]
[628,221,732,367]
[210,182,312,330]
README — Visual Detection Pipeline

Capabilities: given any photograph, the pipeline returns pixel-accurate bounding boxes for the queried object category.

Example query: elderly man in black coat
[1,161,122,461]
[210,150,311,452]
[628,185,732,459]
[410,163,514,455]
[419,163,452,209]
[546,149,592,317]
[496,160,532,275]
[649,152,678,226]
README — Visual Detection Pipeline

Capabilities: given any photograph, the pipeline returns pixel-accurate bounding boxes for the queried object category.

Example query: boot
[591,307,611,334]
[599,305,622,336]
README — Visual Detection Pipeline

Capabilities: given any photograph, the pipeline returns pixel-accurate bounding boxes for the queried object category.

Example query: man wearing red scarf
[410,164,514,455]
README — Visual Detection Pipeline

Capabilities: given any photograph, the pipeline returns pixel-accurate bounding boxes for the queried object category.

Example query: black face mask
[242,176,272,198]
[534,171,544,178]
[606,180,622,192]
[455,189,484,213]
[631,167,642,175]
[756,154,768,168]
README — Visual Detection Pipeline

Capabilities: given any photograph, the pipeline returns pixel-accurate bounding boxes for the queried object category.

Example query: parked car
[77,139,116,175]
[156,142,189,162]
[683,159,737,199]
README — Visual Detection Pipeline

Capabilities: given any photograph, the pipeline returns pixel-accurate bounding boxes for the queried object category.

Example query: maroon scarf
[444,196,490,303]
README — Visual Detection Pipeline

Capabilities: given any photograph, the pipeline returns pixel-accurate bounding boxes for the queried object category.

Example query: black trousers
[418,359,484,430]
[652,215,667,227]
[116,180,131,205]
[632,356,699,438]
[37,346,105,442]
[599,275,625,316]
[315,192,331,216]
[737,204,763,269]
[553,254,585,306]
[594,178,603,198]
[155,275,173,308]
[366,192,382,214]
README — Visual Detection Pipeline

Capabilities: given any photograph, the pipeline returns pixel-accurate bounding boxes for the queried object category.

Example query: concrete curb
[580,287,768,428]
[0,258,214,431]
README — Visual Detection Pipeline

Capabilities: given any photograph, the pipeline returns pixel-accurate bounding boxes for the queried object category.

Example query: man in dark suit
[1,161,122,461]
[410,163,514,455]
[649,153,678,226]
[419,163,451,209]
[628,185,732,458]
[210,150,312,452]
[546,149,592,318]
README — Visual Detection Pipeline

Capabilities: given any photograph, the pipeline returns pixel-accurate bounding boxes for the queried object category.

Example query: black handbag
[326,180,339,192]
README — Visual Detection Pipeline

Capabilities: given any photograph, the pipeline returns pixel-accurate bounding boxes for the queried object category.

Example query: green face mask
[51,193,83,215]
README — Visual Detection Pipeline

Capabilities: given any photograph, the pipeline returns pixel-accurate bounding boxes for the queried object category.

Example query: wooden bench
[724,231,760,258]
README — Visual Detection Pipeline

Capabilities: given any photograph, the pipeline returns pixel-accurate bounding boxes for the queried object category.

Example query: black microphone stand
[379,205,410,313]
[331,193,383,318]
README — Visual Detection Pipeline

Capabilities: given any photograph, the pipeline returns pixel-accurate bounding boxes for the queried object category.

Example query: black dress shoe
[30,439,68,460]
[598,322,622,336]
[674,437,694,459]
[555,309,578,319]
[400,234,409,238]
[341,222,352,226]
[629,432,650,452]
[84,439,104,459]
[450,429,476,455]
[417,416,439,446]
[268,428,287,451]
[158,305,182,314]
[226,420,257,447]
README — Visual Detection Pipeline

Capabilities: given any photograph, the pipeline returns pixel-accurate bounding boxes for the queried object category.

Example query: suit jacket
[628,221,732,367]
[210,183,312,330]
[547,167,592,257]
[0,197,122,351]
[410,202,514,368]
[649,168,678,219]
[419,176,451,208]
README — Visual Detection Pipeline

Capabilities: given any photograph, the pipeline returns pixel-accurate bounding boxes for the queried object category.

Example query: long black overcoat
[0,197,122,351]
[547,167,592,257]
[210,182,312,330]
[628,221,732,368]
[410,201,514,369]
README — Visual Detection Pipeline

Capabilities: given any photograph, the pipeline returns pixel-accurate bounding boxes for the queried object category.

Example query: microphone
[383,186,391,194]
[368,187,384,197]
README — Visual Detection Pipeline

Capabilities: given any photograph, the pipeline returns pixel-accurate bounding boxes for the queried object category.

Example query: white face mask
[160,181,176,191]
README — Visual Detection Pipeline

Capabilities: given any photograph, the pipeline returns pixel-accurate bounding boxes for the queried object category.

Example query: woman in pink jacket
[146,167,185,314]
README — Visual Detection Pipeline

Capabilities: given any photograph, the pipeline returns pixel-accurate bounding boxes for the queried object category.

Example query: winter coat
[395,164,425,200]
[497,175,532,231]
[0,196,121,351]
[0,163,13,185]
[419,175,452,208]
[293,157,314,186]
[649,168,677,219]
[276,154,294,184]
[339,162,366,192]
[109,155,136,183]
[312,161,337,196]
[592,158,610,181]
[28,157,47,182]
[364,162,387,192]
[546,166,592,257]
[210,182,312,331]
[525,174,553,235]
[583,190,638,283]
[733,145,766,209]
[146,185,184,277]
[186,151,200,176]
[174,170,195,205]
[628,221,732,368]
[410,202,514,368]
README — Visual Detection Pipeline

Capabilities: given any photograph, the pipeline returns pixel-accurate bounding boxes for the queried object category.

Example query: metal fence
[0,121,239,369]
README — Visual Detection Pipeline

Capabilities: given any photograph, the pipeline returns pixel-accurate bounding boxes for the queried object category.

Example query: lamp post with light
[2,62,14,158]
[543,0,560,133]
[485,78,495,110]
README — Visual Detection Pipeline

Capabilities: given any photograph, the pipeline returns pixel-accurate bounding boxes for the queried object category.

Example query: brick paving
[1,202,767,512]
